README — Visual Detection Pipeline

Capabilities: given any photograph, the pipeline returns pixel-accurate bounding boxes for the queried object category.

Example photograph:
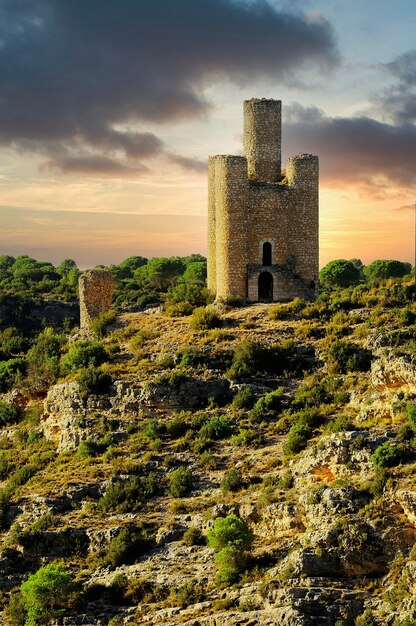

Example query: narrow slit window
[262,242,272,266]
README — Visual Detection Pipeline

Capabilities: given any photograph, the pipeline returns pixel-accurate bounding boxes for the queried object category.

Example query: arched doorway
[258,272,273,301]
[262,242,272,266]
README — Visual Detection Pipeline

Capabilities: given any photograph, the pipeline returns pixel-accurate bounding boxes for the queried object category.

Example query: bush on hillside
[327,340,371,374]
[76,366,112,398]
[221,469,244,494]
[90,310,116,338]
[97,526,150,567]
[26,328,66,389]
[226,338,297,380]
[190,307,221,330]
[371,442,403,468]
[0,358,26,392]
[207,514,253,552]
[98,474,158,512]
[61,340,107,372]
[199,415,231,440]
[0,400,19,427]
[168,467,195,498]
[284,423,312,454]
[19,563,77,625]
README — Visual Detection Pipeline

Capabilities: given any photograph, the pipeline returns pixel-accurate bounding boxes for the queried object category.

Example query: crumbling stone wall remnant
[208,98,319,303]
[79,269,115,331]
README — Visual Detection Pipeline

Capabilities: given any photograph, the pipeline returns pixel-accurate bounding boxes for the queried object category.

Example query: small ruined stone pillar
[79,269,115,331]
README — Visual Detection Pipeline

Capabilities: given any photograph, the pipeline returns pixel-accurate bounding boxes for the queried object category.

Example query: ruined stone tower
[208,99,319,302]
[79,269,115,332]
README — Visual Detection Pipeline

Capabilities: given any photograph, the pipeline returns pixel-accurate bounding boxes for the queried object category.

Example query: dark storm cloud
[373,49,416,124]
[285,103,416,191]
[0,0,338,174]
[41,155,148,176]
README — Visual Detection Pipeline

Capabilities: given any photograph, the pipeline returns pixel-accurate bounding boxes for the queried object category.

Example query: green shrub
[165,301,195,317]
[221,469,244,494]
[8,590,26,625]
[98,474,158,512]
[354,609,376,625]
[249,388,284,422]
[371,442,403,468]
[407,403,416,432]
[76,366,112,398]
[215,545,247,587]
[170,580,206,608]
[190,307,221,330]
[327,340,371,374]
[166,416,188,438]
[26,328,65,389]
[143,420,166,439]
[179,350,205,368]
[284,423,312,454]
[208,515,253,587]
[168,467,195,498]
[207,514,253,552]
[98,526,150,567]
[231,428,264,447]
[231,387,255,409]
[182,526,205,546]
[77,438,108,458]
[226,338,296,380]
[153,370,189,389]
[0,451,11,479]
[277,471,294,489]
[90,310,116,338]
[0,400,19,427]
[20,563,77,625]
[61,340,107,372]
[326,415,355,433]
[199,415,231,440]
[0,358,26,391]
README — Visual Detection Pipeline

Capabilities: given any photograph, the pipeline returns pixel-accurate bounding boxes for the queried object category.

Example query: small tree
[168,467,195,498]
[319,259,360,288]
[61,340,107,372]
[207,515,253,587]
[20,563,77,625]
[207,514,252,552]
[363,259,411,281]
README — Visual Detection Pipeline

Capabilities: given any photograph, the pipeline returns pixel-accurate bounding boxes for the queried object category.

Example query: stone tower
[79,269,115,331]
[208,98,319,302]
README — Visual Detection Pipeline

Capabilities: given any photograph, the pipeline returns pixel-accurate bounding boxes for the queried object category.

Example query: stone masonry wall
[207,98,319,302]
[79,269,115,331]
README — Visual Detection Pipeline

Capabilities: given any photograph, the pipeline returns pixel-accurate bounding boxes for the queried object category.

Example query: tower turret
[243,98,281,183]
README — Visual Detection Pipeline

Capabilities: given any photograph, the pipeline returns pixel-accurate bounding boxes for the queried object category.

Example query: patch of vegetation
[76,366,112,397]
[61,340,108,372]
[207,515,253,586]
[190,307,222,330]
[221,469,244,494]
[98,474,159,512]
[168,467,195,498]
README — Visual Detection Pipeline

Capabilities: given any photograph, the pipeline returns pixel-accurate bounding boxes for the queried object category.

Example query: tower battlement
[208,99,319,303]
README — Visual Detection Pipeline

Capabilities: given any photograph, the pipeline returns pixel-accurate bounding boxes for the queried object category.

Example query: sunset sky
[0,0,415,268]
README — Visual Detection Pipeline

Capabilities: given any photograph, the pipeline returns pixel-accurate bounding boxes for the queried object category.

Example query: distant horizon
[1,246,413,273]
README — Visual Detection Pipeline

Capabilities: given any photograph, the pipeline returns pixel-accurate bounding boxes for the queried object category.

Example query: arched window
[262,242,272,266]
[258,271,273,301]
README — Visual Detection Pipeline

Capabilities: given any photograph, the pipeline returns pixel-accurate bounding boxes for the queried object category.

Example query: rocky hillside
[0,280,415,626]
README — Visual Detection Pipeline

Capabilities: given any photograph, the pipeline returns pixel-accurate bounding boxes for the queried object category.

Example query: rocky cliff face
[1,304,416,625]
